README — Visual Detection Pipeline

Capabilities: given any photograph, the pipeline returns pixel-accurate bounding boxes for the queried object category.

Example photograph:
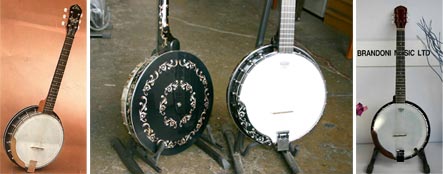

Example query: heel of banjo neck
[37,99,46,113]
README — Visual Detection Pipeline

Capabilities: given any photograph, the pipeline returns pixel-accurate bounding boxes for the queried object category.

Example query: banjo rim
[371,100,430,160]
[3,105,64,169]
[122,50,213,155]
[227,44,327,145]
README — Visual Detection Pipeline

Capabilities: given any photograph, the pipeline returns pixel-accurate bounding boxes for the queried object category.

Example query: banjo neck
[394,6,407,103]
[43,36,74,113]
[156,0,179,54]
[278,0,296,53]
[42,4,82,113]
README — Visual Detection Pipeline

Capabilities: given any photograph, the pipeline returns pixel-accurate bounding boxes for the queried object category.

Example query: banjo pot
[227,0,326,145]
[2,4,82,171]
[120,0,213,155]
[371,101,430,160]
[227,44,327,145]
[3,106,64,169]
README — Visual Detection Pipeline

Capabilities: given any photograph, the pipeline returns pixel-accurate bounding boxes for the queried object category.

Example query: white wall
[356,0,442,143]
[357,0,442,41]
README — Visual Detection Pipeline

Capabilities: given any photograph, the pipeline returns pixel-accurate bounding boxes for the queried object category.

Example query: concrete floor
[91,0,352,173]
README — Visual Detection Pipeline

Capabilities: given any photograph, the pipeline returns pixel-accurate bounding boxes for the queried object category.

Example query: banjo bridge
[272,111,294,115]
[393,134,407,137]
[30,146,45,151]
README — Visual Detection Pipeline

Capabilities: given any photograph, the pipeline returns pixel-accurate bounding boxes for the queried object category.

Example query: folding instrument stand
[112,125,229,174]
[223,126,301,174]
[366,147,430,174]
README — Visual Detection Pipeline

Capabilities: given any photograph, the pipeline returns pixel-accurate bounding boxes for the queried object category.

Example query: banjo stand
[111,1,228,173]
[366,147,430,173]
[112,125,226,174]
[366,140,430,173]
[223,1,301,173]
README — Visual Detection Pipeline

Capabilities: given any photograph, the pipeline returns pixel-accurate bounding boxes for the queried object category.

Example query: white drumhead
[239,53,326,143]
[13,114,64,168]
[373,103,428,157]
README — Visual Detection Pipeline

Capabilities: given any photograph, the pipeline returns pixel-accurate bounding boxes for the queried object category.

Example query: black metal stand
[366,147,378,174]
[255,0,274,48]
[366,147,430,174]
[112,125,229,173]
[416,148,430,173]
[223,126,301,174]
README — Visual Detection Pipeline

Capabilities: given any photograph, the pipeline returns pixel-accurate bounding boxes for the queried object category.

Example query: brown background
[1,0,87,173]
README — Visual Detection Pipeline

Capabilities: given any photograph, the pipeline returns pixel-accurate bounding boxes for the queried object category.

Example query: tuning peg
[64,8,67,13]
[78,26,80,30]
[79,20,82,24]
[61,21,65,26]
[80,14,83,18]
[63,14,66,19]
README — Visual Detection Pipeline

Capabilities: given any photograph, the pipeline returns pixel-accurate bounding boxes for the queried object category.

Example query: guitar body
[3,106,64,169]
[371,100,430,160]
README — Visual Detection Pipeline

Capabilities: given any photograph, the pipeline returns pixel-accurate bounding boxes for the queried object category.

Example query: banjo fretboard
[278,0,296,53]
[395,29,406,103]
[43,36,75,113]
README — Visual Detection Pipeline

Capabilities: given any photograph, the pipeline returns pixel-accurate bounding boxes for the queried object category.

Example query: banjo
[227,0,326,145]
[121,0,213,155]
[3,4,82,172]
[370,5,430,162]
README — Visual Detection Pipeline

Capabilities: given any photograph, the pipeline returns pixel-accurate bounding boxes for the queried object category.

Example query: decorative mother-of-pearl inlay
[138,58,210,148]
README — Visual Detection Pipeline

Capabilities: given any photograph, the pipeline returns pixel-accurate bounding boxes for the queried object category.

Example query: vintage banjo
[370,5,430,162]
[3,4,82,172]
[121,0,213,155]
[227,0,326,146]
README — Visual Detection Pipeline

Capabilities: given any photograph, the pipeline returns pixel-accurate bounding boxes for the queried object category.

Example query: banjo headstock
[394,6,407,29]
[63,4,82,37]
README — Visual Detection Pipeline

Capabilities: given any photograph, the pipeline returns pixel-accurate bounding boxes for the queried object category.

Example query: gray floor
[91,0,352,173]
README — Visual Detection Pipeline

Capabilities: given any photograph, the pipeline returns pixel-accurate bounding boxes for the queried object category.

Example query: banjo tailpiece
[396,150,405,162]
[277,131,290,151]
